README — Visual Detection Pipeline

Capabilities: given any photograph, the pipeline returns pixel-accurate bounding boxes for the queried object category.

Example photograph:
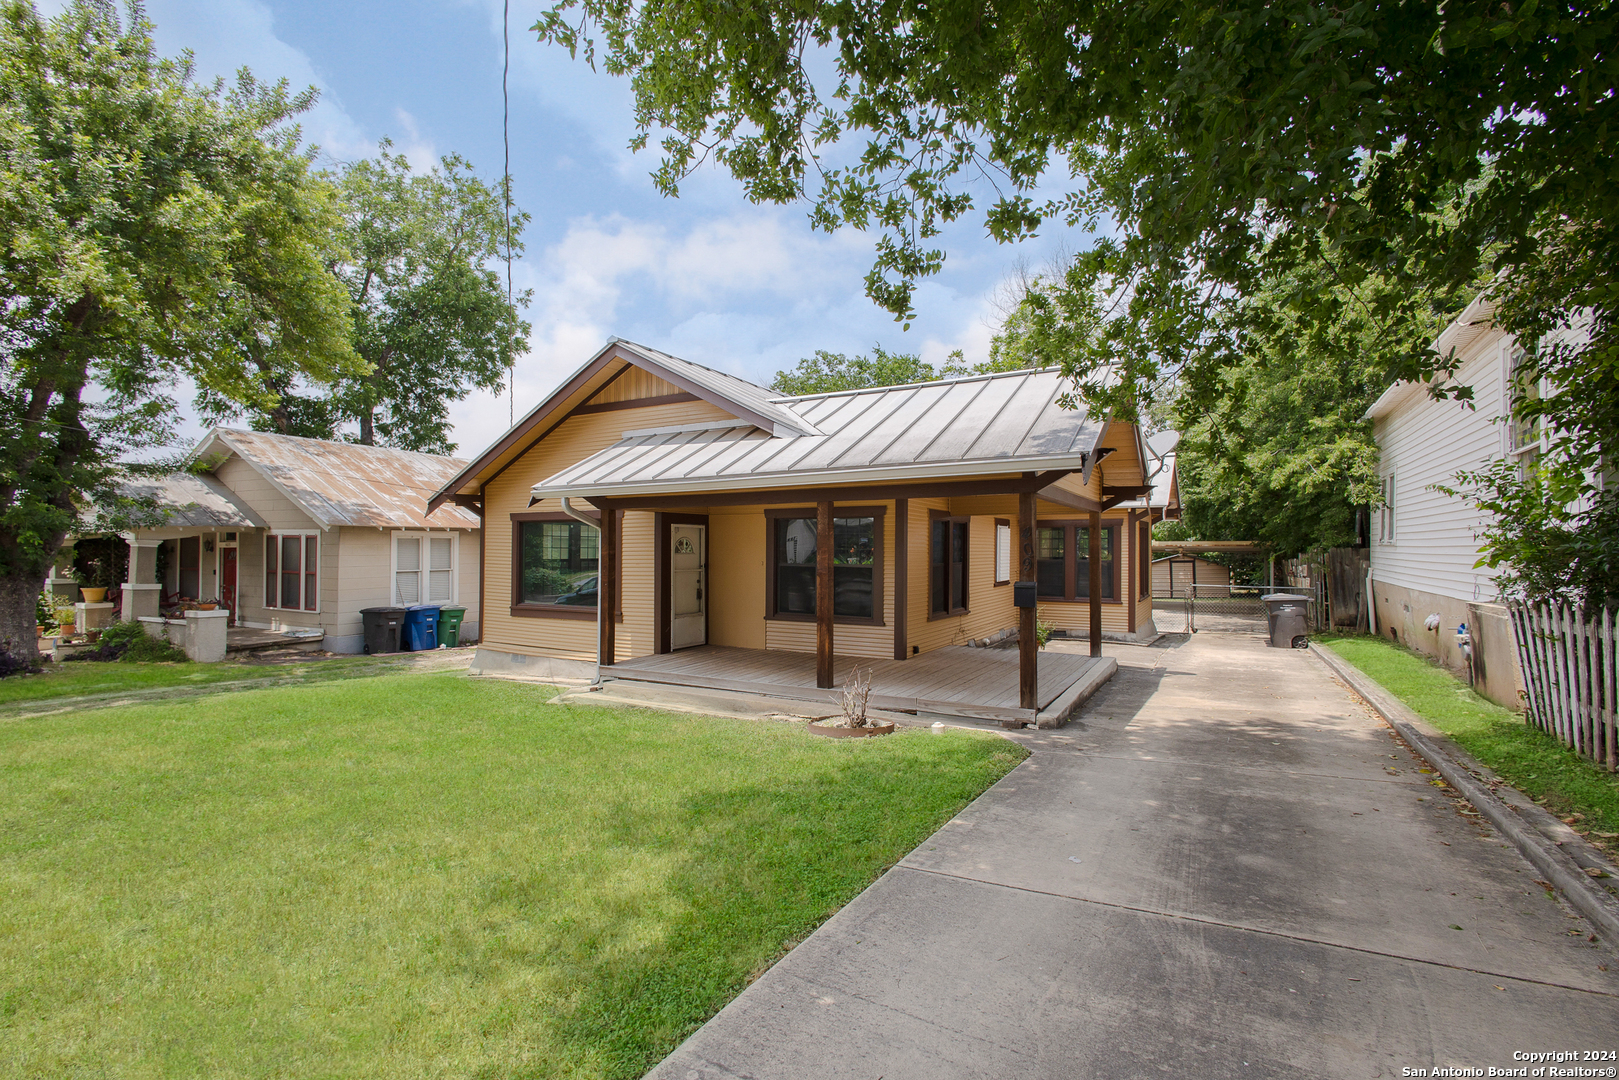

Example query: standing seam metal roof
[532,367,1107,499]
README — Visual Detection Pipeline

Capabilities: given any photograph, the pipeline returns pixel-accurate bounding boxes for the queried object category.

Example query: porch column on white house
[120,533,162,623]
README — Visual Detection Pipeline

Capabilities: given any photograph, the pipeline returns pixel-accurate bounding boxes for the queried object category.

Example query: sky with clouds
[50,0,1099,459]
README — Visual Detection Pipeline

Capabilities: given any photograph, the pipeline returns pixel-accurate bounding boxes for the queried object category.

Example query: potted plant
[36,590,57,638]
[53,599,76,640]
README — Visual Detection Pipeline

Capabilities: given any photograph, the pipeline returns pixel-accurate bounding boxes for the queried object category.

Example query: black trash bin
[360,605,407,654]
[1262,594,1311,649]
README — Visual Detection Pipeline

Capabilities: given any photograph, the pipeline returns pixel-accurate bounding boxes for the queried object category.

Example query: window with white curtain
[393,533,456,606]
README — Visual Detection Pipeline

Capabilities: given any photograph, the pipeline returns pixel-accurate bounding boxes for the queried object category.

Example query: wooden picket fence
[1507,602,1618,771]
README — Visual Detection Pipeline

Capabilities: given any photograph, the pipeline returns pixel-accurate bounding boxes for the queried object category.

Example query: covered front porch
[605,643,1117,726]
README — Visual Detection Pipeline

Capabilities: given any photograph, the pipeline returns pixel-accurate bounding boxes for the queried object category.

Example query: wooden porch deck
[606,644,1112,722]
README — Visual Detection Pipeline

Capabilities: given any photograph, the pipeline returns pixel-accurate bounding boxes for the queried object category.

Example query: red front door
[221,547,238,625]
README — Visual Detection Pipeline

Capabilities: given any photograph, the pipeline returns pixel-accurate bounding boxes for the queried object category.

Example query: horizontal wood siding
[214,457,322,532]
[1370,329,1509,604]
[483,399,735,660]
[905,499,1019,653]
[590,367,684,405]
[617,511,654,661]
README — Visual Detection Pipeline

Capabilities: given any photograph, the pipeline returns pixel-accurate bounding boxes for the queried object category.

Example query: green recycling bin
[437,606,467,648]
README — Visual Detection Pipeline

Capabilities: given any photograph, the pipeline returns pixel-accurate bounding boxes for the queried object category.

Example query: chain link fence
[1151,583,1325,636]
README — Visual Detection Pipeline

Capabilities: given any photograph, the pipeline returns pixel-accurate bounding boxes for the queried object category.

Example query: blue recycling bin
[401,604,441,651]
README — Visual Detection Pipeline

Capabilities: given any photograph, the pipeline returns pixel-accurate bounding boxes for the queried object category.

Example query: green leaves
[0,1,360,604]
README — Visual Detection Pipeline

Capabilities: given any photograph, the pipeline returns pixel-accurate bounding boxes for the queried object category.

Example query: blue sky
[57,0,1096,457]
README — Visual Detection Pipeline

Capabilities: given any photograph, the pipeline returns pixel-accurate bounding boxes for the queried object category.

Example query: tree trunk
[0,568,45,665]
[358,408,374,445]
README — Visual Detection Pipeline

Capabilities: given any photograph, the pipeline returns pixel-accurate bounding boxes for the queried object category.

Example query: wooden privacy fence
[1507,602,1618,771]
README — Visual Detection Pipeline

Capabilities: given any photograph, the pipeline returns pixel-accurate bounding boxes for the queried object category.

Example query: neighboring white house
[77,429,483,654]
[1363,292,1555,707]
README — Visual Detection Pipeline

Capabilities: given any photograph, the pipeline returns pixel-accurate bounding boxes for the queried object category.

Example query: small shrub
[838,666,872,727]
[64,619,188,664]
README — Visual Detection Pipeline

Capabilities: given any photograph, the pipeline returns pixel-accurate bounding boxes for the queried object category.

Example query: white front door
[670,524,707,649]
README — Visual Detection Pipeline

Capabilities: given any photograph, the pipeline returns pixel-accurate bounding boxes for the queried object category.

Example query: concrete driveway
[649,633,1619,1080]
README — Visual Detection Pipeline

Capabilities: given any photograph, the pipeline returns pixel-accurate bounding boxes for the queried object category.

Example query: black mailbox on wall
[1013,581,1038,609]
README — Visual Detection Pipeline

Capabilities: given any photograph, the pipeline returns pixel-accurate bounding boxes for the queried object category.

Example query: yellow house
[429,340,1156,723]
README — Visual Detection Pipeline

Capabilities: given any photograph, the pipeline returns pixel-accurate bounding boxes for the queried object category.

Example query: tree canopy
[208,144,533,454]
[538,0,1615,543]
[770,346,966,394]
[0,0,360,658]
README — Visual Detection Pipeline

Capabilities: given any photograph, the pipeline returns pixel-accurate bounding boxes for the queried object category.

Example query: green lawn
[0,673,1025,1078]
[1322,635,1619,849]
[0,652,442,710]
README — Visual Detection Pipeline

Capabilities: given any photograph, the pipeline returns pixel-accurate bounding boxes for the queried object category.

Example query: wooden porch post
[1089,509,1103,657]
[817,500,834,688]
[598,501,617,667]
[1018,491,1037,711]
[893,498,908,661]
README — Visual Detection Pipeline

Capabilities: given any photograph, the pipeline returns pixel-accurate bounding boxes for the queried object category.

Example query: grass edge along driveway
[1322,634,1619,854]
[0,671,1025,1080]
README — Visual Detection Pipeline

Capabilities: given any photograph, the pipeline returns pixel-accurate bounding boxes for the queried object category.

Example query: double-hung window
[264,533,319,611]
[1506,343,1543,481]
[1034,521,1118,601]
[394,533,456,606]
[766,507,883,624]
[929,513,969,617]
[1378,475,1396,544]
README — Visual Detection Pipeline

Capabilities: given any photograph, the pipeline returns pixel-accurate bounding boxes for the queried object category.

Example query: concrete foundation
[469,647,596,682]
[1370,579,1525,710]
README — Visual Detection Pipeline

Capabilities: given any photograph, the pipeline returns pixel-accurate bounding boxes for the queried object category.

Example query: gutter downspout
[560,497,605,685]
[1367,568,1378,636]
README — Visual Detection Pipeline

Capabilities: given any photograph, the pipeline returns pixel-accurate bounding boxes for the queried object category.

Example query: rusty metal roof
[193,429,480,530]
[532,367,1109,499]
[115,471,268,528]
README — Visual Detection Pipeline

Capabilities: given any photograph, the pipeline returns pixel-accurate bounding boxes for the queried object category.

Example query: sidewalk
[648,633,1619,1080]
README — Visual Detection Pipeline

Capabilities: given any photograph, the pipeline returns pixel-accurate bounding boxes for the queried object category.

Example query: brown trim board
[572,392,700,415]
[430,339,776,513]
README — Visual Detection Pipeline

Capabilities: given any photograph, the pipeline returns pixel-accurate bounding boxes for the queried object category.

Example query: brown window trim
[927,510,971,620]
[509,510,623,621]
[993,518,1011,586]
[763,505,886,627]
[1035,519,1123,604]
